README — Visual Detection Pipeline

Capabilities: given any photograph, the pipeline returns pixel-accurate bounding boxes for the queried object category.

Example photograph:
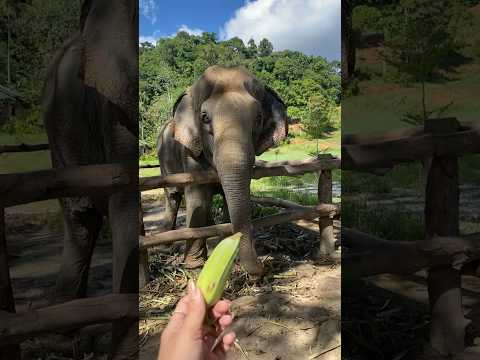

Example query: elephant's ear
[256,86,289,156]
[172,91,202,157]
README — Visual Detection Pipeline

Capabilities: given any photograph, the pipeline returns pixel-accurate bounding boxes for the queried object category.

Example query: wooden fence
[0,148,340,355]
[342,117,480,357]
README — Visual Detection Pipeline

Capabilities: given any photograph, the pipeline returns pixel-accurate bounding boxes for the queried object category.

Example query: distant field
[0,133,51,174]
[343,57,480,135]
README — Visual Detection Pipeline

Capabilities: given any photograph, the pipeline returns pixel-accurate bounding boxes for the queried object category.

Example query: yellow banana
[197,232,241,306]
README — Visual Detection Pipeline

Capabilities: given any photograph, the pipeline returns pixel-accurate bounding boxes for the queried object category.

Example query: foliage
[139,33,340,148]
[302,95,335,155]
[352,5,383,34]
[0,0,81,133]
[382,0,469,122]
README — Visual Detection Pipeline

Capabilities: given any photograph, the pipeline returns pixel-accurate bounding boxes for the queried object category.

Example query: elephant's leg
[54,197,103,303]
[164,189,182,230]
[184,185,213,269]
[105,115,139,360]
[108,190,139,360]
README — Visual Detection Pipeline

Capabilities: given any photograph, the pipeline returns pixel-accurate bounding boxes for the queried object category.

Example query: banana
[197,232,241,306]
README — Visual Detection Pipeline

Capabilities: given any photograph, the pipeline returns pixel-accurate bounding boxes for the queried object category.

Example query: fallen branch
[140,203,340,248]
[0,294,137,346]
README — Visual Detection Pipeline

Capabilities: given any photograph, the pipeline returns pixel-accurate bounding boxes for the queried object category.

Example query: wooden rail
[0,294,137,346]
[0,143,50,154]
[342,120,480,171]
[0,164,137,207]
[140,203,340,248]
[140,157,340,191]
[0,157,340,207]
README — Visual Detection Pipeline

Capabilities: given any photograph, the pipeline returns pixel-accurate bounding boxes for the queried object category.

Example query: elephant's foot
[183,254,206,269]
[184,239,207,269]
[240,256,265,278]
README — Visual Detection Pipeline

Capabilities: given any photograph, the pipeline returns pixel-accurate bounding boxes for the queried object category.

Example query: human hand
[158,281,236,360]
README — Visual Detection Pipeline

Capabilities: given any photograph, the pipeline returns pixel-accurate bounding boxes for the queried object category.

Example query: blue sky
[140,1,245,39]
[140,0,341,60]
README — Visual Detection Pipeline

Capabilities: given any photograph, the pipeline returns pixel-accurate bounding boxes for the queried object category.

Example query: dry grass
[139,223,323,340]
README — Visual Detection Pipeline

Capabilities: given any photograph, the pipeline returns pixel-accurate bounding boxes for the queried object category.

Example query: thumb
[183,280,206,335]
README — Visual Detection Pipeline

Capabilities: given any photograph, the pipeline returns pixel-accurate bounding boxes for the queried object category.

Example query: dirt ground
[5,200,113,359]
[139,190,341,360]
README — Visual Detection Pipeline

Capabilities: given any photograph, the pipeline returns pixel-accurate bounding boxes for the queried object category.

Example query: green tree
[247,38,257,58]
[302,95,334,155]
[383,0,464,122]
[258,38,273,57]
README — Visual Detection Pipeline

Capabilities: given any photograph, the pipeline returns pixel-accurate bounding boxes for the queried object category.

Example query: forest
[0,0,81,134]
[139,32,341,149]
[1,0,341,154]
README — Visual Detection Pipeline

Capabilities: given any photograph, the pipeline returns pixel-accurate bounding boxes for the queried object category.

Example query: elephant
[157,65,288,276]
[41,1,138,358]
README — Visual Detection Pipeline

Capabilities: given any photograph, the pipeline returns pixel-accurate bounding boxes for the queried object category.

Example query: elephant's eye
[201,112,211,124]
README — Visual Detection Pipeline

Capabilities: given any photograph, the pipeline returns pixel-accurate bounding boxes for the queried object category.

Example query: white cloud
[139,25,205,46]
[139,30,162,45]
[176,25,204,37]
[139,35,159,44]
[140,0,158,24]
[220,0,340,60]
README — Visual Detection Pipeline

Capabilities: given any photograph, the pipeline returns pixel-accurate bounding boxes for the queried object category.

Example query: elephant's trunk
[214,139,263,275]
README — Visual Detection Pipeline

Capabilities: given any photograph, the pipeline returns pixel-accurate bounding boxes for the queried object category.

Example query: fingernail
[188,280,196,295]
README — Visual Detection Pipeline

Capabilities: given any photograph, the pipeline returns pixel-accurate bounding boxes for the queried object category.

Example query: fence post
[424,118,466,356]
[316,165,335,258]
[139,204,149,288]
[0,208,20,359]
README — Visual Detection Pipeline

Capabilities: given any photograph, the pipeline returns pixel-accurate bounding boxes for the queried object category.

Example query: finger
[222,332,236,353]
[218,314,233,329]
[183,280,206,336]
[223,332,236,346]
[210,299,231,319]
[163,294,190,336]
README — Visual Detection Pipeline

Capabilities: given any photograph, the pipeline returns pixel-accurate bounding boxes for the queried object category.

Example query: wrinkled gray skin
[41,1,138,359]
[158,65,288,276]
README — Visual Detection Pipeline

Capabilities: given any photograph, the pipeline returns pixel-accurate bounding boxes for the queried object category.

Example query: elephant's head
[172,65,288,275]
